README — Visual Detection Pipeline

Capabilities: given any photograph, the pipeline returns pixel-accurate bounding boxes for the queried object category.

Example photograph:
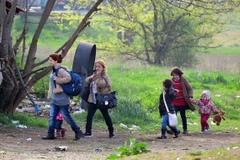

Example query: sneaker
[109,133,114,138]
[156,135,167,139]
[83,132,93,138]
[182,130,189,134]
[201,130,207,133]
[205,127,210,132]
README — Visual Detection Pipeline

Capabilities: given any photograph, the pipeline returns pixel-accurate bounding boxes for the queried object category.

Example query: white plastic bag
[168,113,178,127]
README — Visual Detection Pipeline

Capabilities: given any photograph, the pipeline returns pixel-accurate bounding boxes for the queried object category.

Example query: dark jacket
[159,87,176,116]
[180,77,195,111]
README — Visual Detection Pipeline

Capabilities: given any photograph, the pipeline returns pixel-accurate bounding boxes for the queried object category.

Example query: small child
[55,112,67,138]
[157,79,180,139]
[190,91,218,133]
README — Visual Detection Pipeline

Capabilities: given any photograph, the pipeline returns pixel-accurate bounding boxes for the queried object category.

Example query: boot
[56,130,61,138]
[73,130,83,140]
[156,129,167,139]
[172,128,180,138]
[61,128,67,138]
[109,127,114,138]
[42,132,55,140]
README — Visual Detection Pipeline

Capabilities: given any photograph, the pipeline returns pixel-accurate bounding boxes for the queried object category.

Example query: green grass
[2,64,239,135]
[204,46,240,55]
[0,113,48,128]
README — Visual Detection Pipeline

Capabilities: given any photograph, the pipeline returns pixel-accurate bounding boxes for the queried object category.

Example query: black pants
[55,120,63,130]
[175,105,188,131]
[85,103,113,133]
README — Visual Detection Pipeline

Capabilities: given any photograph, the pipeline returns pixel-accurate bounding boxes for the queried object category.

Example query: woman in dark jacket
[171,67,195,134]
[157,79,180,139]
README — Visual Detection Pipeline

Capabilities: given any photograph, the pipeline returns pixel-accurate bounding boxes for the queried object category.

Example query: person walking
[190,91,218,133]
[83,59,114,138]
[157,79,180,139]
[55,111,67,138]
[42,53,83,140]
[170,67,195,134]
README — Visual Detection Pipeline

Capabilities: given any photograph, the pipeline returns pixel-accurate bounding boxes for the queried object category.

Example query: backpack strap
[54,67,67,88]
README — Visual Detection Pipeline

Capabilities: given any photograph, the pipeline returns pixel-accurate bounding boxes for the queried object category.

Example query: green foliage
[34,75,49,98]
[0,113,47,128]
[111,96,153,125]
[106,138,151,159]
[0,114,14,127]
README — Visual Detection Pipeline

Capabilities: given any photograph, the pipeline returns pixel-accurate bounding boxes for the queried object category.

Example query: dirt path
[0,125,240,160]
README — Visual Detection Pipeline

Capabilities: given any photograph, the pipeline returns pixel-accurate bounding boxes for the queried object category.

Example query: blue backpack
[55,68,83,96]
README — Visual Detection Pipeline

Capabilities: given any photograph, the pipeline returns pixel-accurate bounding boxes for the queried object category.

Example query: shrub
[106,138,151,159]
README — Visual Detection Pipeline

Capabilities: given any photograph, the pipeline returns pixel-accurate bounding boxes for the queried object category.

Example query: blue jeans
[161,114,178,131]
[48,104,80,133]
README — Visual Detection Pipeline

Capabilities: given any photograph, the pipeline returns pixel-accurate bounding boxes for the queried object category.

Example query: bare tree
[0,0,103,114]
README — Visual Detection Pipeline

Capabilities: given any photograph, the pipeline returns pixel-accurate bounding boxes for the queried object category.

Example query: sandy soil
[0,124,240,160]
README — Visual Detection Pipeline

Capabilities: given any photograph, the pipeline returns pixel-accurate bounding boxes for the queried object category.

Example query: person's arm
[183,78,193,98]
[54,68,71,84]
[85,74,95,84]
[210,101,218,114]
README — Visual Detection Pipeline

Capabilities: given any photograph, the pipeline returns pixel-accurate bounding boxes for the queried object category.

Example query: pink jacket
[56,112,64,120]
[190,99,218,115]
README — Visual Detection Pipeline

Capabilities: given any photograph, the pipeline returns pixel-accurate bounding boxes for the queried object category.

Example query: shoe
[201,130,207,133]
[173,130,180,138]
[156,135,167,139]
[42,133,55,140]
[166,130,173,135]
[182,130,189,134]
[109,133,114,138]
[61,128,67,138]
[56,130,61,138]
[205,127,210,132]
[74,130,83,140]
[83,132,93,138]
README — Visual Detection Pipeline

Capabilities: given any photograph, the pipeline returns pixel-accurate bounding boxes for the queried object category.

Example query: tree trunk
[0,0,104,114]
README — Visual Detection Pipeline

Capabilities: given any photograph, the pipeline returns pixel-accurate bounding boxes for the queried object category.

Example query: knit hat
[202,90,211,100]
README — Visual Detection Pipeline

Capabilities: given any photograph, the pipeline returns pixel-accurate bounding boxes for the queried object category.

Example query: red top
[172,78,187,106]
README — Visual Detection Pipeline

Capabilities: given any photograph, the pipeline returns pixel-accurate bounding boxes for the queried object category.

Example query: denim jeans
[48,104,80,133]
[161,114,178,131]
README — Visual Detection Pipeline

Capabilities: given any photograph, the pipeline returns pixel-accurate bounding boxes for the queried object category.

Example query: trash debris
[16,125,28,129]
[95,148,102,152]
[12,120,20,124]
[26,138,32,141]
[55,146,68,151]
[120,123,128,129]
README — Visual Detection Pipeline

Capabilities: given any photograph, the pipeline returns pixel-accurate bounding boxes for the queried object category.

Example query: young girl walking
[190,91,219,133]
[157,79,180,139]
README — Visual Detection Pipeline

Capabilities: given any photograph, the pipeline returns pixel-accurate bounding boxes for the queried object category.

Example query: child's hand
[189,98,194,102]
[174,89,179,93]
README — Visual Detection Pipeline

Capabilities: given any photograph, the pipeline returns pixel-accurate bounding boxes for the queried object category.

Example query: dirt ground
[0,124,240,160]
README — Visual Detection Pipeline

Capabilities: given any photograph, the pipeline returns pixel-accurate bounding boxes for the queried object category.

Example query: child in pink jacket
[190,91,218,133]
[55,112,67,138]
